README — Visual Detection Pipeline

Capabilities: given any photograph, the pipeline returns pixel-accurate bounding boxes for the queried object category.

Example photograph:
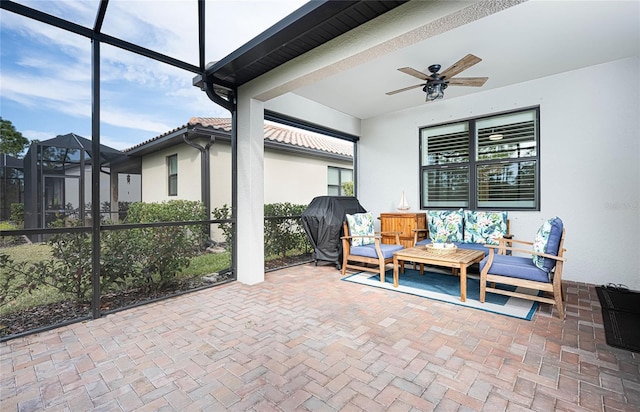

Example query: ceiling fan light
[426,83,444,101]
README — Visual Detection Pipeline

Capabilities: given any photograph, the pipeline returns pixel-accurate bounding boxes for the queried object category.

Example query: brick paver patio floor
[1,263,639,411]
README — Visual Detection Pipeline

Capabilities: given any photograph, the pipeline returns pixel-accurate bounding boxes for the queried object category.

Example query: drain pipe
[183,131,215,234]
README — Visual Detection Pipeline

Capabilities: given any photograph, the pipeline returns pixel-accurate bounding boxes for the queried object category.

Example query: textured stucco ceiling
[289,0,639,120]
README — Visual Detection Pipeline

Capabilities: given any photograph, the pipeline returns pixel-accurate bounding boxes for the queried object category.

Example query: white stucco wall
[359,57,640,289]
[141,140,351,207]
[141,143,202,203]
[63,167,139,212]
[264,151,352,205]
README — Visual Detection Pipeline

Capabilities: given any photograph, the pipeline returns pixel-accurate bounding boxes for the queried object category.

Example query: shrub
[341,181,354,196]
[211,204,233,250]
[264,203,310,259]
[9,203,24,226]
[124,200,207,290]
[1,220,92,303]
[0,221,21,247]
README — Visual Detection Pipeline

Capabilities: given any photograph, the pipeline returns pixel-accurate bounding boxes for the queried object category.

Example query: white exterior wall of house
[62,167,140,214]
[141,143,202,203]
[359,57,640,290]
[264,151,351,205]
[140,140,351,206]
[139,137,352,242]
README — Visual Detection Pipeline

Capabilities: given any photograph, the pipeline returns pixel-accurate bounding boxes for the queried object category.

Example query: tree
[0,117,30,158]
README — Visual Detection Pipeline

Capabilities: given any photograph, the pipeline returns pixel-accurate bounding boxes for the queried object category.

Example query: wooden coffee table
[392,247,485,302]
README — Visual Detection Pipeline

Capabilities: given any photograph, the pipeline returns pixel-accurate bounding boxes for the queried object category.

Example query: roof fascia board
[126,125,235,156]
[204,1,356,81]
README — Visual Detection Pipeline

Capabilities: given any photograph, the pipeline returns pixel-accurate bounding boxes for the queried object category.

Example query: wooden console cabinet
[380,212,427,248]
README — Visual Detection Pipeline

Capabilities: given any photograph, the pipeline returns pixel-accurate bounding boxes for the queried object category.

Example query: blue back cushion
[532,217,564,272]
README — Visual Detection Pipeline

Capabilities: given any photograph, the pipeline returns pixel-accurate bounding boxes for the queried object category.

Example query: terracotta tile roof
[190,117,353,157]
[125,118,353,158]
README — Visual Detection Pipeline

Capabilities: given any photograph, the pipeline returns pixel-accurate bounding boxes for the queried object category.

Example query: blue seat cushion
[415,238,431,246]
[480,254,550,283]
[351,243,403,259]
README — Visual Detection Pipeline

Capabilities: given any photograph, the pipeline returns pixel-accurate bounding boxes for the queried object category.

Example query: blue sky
[0,0,307,151]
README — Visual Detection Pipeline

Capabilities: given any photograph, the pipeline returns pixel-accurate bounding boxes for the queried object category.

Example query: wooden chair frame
[479,229,567,319]
[341,221,401,283]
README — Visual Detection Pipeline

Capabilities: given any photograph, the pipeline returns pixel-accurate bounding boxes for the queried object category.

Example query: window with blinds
[420,107,539,210]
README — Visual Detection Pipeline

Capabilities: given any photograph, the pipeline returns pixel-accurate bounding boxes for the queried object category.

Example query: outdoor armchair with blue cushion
[341,212,404,283]
[479,217,567,318]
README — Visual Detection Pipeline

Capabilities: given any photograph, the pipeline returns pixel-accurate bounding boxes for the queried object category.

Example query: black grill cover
[301,196,366,267]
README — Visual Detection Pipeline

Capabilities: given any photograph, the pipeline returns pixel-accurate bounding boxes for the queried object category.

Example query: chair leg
[341,255,348,277]
[554,281,565,319]
[479,272,486,303]
[379,260,386,283]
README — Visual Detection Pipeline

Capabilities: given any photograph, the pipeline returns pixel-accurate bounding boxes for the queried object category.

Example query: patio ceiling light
[424,81,446,101]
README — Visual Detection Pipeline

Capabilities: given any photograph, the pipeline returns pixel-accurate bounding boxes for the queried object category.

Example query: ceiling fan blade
[398,67,432,81]
[448,77,488,87]
[385,83,425,95]
[440,54,482,79]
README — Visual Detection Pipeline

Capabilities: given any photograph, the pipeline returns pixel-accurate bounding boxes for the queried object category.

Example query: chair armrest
[503,238,533,247]
[412,228,429,245]
[485,244,567,262]
[379,231,401,244]
[340,234,381,240]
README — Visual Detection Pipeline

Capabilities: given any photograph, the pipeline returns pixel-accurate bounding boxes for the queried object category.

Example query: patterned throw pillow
[427,209,464,243]
[346,212,375,247]
[532,217,564,272]
[463,210,508,245]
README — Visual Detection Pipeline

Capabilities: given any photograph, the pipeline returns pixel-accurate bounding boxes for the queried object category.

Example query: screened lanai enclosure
[2,0,358,340]
[0,0,242,340]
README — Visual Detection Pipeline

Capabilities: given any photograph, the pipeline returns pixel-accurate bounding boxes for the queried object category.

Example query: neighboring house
[123,118,354,240]
[13,122,351,235]
[21,134,141,229]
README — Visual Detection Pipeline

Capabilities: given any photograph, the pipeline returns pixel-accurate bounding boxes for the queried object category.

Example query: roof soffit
[247,0,525,103]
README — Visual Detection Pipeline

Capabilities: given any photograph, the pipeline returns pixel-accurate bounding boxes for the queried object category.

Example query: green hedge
[212,202,312,258]
[1,200,208,304]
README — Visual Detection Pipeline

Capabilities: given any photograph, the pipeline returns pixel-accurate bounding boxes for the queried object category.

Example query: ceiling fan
[386,54,488,101]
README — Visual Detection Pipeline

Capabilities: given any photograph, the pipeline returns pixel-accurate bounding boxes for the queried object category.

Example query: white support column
[236,97,265,284]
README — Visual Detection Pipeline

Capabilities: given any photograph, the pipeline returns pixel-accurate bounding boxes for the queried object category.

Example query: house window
[328,166,353,196]
[167,154,177,196]
[420,107,539,210]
